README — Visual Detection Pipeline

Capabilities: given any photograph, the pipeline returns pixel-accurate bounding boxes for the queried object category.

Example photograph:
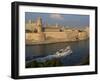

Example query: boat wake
[26,46,72,63]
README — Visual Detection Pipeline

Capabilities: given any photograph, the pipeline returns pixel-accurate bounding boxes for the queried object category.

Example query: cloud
[50,14,63,20]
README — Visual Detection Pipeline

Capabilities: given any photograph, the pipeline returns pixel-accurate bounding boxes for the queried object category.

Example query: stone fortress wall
[25,17,89,43]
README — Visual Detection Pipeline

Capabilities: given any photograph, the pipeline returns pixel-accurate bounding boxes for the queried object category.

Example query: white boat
[55,46,72,57]
[27,46,72,63]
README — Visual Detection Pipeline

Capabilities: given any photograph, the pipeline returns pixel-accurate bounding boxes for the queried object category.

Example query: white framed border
[19,5,95,76]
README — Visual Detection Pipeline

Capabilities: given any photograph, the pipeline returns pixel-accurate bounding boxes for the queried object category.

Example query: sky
[25,12,89,28]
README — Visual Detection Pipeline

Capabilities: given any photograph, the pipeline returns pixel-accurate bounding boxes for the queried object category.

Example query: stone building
[36,17,43,32]
[26,17,43,33]
[78,31,88,40]
[44,27,61,32]
[25,17,89,43]
[25,20,37,32]
[26,17,45,41]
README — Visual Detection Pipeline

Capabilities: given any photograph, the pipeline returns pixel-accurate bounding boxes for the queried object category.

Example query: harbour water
[25,39,89,67]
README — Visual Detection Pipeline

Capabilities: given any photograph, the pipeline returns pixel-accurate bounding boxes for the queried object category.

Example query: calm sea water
[26,40,89,66]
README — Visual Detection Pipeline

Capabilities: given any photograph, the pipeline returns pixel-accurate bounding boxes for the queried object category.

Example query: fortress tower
[33,17,46,41]
[36,17,42,32]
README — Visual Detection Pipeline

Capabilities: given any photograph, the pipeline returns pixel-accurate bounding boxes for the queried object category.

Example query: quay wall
[44,32,67,39]
[26,30,88,43]
[26,32,45,41]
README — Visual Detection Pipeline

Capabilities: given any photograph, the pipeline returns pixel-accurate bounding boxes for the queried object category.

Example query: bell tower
[37,17,42,32]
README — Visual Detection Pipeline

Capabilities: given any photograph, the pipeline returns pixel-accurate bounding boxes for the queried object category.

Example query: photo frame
[11,1,98,79]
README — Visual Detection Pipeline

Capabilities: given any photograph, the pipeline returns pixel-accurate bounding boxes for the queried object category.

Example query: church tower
[36,17,42,32]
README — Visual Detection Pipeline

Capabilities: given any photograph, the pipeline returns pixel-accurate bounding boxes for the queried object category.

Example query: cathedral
[25,17,66,33]
[25,17,43,33]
